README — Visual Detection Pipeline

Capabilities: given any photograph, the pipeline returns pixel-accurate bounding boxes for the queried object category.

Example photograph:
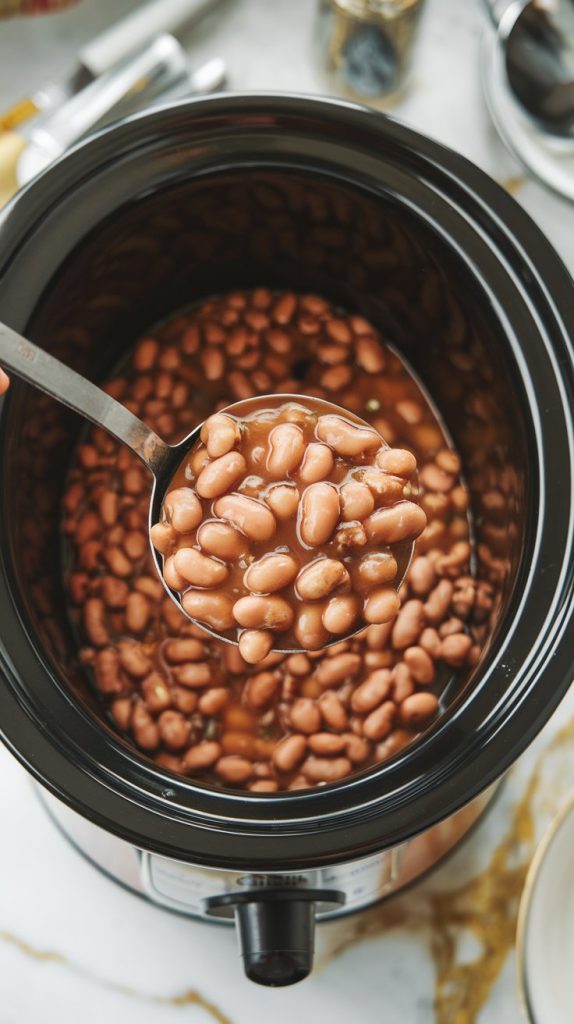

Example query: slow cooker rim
[1,93,574,869]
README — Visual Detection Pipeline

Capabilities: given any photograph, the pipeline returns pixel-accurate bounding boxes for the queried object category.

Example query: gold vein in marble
[0,929,231,1023]
[500,175,525,195]
[318,715,574,1023]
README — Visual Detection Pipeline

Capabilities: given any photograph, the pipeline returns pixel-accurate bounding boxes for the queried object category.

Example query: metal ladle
[0,322,415,653]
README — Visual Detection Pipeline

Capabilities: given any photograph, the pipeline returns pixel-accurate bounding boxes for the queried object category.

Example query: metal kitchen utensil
[0,320,202,630]
[1,0,225,125]
[0,323,415,654]
[17,50,227,186]
[486,0,574,135]
[0,41,226,206]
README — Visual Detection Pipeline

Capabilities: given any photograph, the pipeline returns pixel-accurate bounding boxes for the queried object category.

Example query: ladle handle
[0,321,171,477]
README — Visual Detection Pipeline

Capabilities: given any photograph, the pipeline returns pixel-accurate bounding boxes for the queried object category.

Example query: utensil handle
[79,0,216,78]
[28,35,188,161]
[0,322,170,478]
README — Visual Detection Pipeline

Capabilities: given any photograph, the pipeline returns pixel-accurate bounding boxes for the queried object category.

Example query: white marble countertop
[0,1,573,1022]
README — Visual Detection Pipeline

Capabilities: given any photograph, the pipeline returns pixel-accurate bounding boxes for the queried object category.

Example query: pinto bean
[400,692,439,727]
[272,292,297,324]
[238,629,274,664]
[392,662,415,703]
[356,552,398,588]
[296,558,349,600]
[133,336,159,371]
[363,700,396,741]
[360,468,405,502]
[233,594,294,633]
[366,621,393,650]
[340,481,375,522]
[173,547,229,588]
[315,415,380,455]
[294,603,329,650]
[423,580,454,624]
[181,590,235,631]
[298,443,335,484]
[273,734,307,773]
[302,755,351,783]
[126,592,150,633]
[101,576,129,609]
[172,687,198,714]
[249,780,279,792]
[266,422,306,478]
[164,488,202,533]
[163,554,187,591]
[290,698,321,734]
[408,556,437,596]
[351,669,393,713]
[419,463,454,493]
[299,482,340,546]
[419,627,442,659]
[163,639,205,663]
[183,741,222,772]
[200,414,239,458]
[404,646,435,684]
[366,501,427,545]
[149,522,176,556]
[94,648,124,694]
[364,587,401,625]
[441,632,473,667]
[173,662,213,688]
[104,546,133,578]
[158,710,191,751]
[317,652,361,687]
[264,483,300,520]
[344,733,372,764]
[111,697,132,730]
[197,520,247,560]
[391,599,425,649]
[198,688,230,715]
[356,335,386,373]
[118,641,152,678]
[244,553,299,593]
[326,318,352,344]
[375,447,417,478]
[84,598,108,647]
[131,703,160,750]
[201,347,226,381]
[308,733,348,755]
[322,594,359,634]
[215,755,254,783]
[321,364,353,391]
[317,694,348,734]
[215,494,276,541]
[245,671,280,709]
[123,531,147,561]
[142,673,172,713]
[196,452,247,499]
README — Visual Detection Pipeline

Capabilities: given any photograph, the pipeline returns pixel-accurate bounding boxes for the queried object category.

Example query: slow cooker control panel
[140,847,402,920]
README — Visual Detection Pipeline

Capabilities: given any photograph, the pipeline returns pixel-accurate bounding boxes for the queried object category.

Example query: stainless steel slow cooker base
[38,784,498,921]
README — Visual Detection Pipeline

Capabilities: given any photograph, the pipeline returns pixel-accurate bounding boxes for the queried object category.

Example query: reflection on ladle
[0,322,424,656]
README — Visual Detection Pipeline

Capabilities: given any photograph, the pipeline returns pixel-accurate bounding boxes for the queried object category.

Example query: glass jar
[315,0,426,104]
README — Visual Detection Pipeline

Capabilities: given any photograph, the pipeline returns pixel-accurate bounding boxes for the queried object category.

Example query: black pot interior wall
[3,167,526,735]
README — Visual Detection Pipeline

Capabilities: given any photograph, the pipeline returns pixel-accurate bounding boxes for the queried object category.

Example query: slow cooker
[0,94,573,987]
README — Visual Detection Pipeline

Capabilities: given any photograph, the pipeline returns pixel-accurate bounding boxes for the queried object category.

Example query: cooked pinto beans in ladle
[0,325,423,663]
[152,395,426,662]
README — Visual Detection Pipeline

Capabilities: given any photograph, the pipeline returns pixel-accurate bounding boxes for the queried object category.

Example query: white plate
[517,793,574,1023]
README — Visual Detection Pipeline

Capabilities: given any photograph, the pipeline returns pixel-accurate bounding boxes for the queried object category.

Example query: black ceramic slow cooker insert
[0,95,573,986]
